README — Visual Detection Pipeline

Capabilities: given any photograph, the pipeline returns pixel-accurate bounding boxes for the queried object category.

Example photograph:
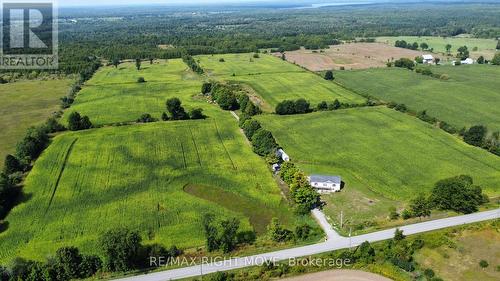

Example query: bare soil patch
[281,269,392,281]
[279,43,438,71]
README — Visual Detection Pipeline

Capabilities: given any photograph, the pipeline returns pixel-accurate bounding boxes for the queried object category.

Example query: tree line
[0,228,182,280]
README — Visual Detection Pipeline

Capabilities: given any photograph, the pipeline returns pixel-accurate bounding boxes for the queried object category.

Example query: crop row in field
[0,79,73,168]
[335,65,500,131]
[196,53,365,110]
[0,118,296,263]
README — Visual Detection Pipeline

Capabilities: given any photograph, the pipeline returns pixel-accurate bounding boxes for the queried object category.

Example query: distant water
[292,2,373,9]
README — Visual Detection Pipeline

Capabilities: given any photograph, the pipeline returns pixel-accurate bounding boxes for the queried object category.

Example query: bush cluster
[279,162,321,215]
[275,99,311,115]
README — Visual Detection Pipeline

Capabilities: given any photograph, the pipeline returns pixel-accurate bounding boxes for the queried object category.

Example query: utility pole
[340,210,343,229]
[349,227,352,250]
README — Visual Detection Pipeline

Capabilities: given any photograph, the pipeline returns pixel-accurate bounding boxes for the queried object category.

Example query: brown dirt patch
[281,269,392,281]
[279,43,441,71]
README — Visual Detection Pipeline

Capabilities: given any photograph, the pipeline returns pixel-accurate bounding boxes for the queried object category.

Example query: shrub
[216,91,239,110]
[137,113,157,123]
[317,101,328,111]
[479,260,489,268]
[267,218,293,242]
[394,103,407,112]
[189,108,205,120]
[251,129,278,156]
[242,119,262,139]
[275,99,311,115]
[294,224,312,240]
[394,58,415,70]
[201,82,212,94]
[219,58,225,62]
[324,70,334,80]
[68,112,93,131]
[491,52,500,65]
[137,77,146,83]
[463,125,487,147]
[401,209,412,220]
[161,112,169,121]
[166,98,189,120]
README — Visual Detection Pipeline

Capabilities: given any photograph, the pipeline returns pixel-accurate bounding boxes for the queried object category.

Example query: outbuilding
[422,54,434,64]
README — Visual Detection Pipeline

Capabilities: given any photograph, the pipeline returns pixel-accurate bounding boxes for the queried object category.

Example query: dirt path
[280,269,392,281]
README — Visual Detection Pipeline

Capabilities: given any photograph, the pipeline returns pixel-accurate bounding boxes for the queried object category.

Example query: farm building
[309,175,342,193]
[422,54,434,64]
[277,148,290,162]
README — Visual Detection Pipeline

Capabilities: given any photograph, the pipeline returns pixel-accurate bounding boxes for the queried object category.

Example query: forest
[2,1,499,75]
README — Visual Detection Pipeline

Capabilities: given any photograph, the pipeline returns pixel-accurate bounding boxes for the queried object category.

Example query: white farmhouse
[422,54,434,64]
[309,175,342,193]
[277,149,290,162]
[461,58,474,65]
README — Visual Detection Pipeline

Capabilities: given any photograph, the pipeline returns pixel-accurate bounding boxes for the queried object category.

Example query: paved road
[116,209,499,281]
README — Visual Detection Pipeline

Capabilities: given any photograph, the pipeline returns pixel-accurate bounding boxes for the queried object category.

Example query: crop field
[196,53,365,110]
[280,43,434,71]
[377,36,498,59]
[335,65,500,131]
[0,79,73,168]
[64,59,210,126]
[257,107,500,225]
[0,118,297,262]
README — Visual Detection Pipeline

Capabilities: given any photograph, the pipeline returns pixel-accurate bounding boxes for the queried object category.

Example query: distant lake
[292,2,373,9]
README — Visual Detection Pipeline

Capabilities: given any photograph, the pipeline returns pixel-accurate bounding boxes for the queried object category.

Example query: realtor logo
[0,0,58,69]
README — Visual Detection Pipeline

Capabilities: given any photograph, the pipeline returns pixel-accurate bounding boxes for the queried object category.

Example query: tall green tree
[409,193,431,219]
[99,228,142,272]
[135,58,141,70]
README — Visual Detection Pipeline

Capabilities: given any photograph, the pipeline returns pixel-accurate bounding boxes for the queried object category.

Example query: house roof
[309,175,341,184]
[422,54,434,60]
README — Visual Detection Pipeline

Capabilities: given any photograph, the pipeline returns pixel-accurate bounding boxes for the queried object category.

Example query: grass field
[335,65,500,131]
[377,36,498,59]
[414,221,500,281]
[0,118,299,263]
[0,79,73,168]
[64,59,209,126]
[257,107,500,229]
[196,53,365,110]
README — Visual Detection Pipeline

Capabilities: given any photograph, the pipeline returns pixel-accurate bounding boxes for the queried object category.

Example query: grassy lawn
[335,65,500,131]
[0,79,73,169]
[257,107,500,231]
[64,59,210,126]
[196,53,365,110]
[0,118,301,263]
[376,36,498,59]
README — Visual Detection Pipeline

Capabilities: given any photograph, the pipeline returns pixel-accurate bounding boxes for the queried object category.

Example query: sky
[58,0,375,7]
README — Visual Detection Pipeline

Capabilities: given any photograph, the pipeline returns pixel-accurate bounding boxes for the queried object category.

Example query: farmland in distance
[335,65,500,131]
[196,53,365,110]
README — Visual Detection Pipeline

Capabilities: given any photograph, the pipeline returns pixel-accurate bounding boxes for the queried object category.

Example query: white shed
[309,175,342,193]
[277,149,290,162]
[422,54,434,64]
[461,58,474,65]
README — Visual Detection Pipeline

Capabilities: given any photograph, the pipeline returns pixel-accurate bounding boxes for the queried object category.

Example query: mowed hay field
[196,54,365,110]
[64,59,209,126]
[257,107,500,222]
[0,79,72,168]
[0,118,296,262]
[280,43,434,71]
[377,36,498,59]
[336,65,500,131]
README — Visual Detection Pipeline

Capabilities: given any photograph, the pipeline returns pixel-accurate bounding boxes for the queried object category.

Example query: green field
[377,36,498,59]
[0,118,298,262]
[0,79,72,168]
[64,59,209,126]
[335,65,500,131]
[196,53,365,110]
[257,107,500,227]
